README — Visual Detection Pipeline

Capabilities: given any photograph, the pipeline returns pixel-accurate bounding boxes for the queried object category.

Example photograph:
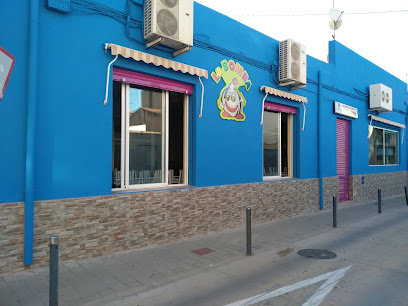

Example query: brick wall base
[1,172,406,275]
[0,178,319,275]
[323,176,339,208]
[352,171,408,203]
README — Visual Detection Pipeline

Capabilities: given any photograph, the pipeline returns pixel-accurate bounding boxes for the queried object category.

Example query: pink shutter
[113,67,193,94]
[337,118,350,202]
[264,101,297,114]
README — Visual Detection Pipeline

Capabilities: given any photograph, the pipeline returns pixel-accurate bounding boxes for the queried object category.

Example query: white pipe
[302,101,306,131]
[199,76,204,118]
[260,92,268,125]
[104,54,118,106]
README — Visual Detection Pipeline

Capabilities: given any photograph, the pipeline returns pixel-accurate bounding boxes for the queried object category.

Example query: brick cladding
[323,176,339,209]
[0,179,320,275]
[352,171,408,203]
[1,173,406,274]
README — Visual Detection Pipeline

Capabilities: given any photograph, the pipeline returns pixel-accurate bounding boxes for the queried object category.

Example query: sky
[195,0,408,83]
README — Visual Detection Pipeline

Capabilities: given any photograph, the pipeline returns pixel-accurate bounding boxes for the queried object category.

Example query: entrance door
[337,118,350,202]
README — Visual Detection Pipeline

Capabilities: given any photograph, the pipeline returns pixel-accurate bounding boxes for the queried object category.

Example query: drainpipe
[24,0,39,266]
[318,71,324,210]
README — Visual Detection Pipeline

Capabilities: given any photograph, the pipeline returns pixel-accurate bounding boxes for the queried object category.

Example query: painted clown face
[220,83,244,119]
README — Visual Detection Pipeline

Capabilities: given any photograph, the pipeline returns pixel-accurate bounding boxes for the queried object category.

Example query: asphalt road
[100,204,408,306]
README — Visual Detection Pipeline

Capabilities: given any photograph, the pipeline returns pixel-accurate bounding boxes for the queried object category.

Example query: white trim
[184,94,189,184]
[164,91,169,185]
[288,114,293,177]
[124,84,130,188]
[120,83,126,189]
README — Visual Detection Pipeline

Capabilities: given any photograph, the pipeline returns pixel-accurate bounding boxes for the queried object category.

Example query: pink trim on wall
[113,67,193,94]
[337,118,350,202]
[264,101,297,114]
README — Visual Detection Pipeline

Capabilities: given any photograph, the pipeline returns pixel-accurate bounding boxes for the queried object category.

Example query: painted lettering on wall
[211,59,252,121]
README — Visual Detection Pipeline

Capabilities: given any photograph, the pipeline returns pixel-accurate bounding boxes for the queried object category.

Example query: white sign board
[0,46,15,100]
[334,101,358,119]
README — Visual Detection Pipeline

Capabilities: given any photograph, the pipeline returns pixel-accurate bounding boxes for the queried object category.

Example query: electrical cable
[231,9,408,17]
[70,0,405,115]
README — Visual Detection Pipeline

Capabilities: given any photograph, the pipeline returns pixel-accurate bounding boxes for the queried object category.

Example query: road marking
[225,265,352,306]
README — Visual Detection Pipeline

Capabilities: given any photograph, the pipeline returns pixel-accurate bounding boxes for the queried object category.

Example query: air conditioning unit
[279,39,307,86]
[369,83,393,112]
[144,0,193,53]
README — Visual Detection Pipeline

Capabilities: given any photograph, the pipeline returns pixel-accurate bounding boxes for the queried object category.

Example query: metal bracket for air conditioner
[291,84,306,91]
[279,80,296,87]
[174,46,191,57]
[146,37,163,49]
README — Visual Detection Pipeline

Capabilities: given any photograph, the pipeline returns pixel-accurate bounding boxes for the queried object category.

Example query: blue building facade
[1,0,407,273]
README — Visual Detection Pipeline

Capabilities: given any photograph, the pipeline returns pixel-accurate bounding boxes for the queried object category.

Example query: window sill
[263,176,295,182]
[112,184,192,194]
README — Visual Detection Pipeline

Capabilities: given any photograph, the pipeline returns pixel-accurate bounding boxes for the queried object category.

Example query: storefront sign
[334,101,358,119]
[211,59,252,121]
[0,46,15,101]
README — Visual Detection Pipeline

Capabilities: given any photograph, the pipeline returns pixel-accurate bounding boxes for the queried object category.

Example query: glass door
[112,81,189,189]
[263,111,281,177]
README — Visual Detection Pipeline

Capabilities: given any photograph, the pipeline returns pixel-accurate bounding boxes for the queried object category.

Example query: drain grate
[191,248,215,255]
[297,249,336,259]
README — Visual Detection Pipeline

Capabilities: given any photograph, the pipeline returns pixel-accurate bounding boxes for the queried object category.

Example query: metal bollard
[246,207,252,256]
[49,236,59,306]
[378,189,382,214]
[405,186,408,206]
[333,195,337,228]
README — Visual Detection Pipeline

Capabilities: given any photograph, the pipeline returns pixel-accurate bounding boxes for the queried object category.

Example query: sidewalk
[1,196,406,306]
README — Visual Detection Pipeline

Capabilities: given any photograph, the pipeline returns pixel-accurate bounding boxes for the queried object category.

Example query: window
[263,110,293,178]
[112,81,188,188]
[369,127,399,165]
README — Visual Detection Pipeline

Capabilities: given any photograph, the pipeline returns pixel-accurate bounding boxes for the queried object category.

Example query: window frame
[113,82,189,190]
[263,110,293,179]
[369,125,399,166]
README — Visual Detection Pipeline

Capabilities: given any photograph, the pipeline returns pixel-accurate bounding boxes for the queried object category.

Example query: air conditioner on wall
[144,0,193,55]
[369,83,393,112]
[279,39,307,87]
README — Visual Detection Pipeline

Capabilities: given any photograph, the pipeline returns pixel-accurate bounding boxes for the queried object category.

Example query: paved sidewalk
[1,196,407,305]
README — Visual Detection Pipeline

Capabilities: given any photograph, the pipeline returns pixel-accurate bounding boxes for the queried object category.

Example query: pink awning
[105,43,208,79]
[261,85,308,103]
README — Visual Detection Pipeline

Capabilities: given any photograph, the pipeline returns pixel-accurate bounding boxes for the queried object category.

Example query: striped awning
[105,43,208,79]
[261,85,308,103]
[368,114,405,128]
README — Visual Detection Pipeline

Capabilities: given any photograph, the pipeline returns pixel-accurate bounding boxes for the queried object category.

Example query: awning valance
[368,114,405,129]
[261,85,308,103]
[260,85,307,130]
[105,43,208,79]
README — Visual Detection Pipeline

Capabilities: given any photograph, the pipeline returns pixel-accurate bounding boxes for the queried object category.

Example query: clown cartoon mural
[211,59,252,121]
[219,83,244,119]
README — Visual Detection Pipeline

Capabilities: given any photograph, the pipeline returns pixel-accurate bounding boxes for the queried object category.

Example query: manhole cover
[191,248,215,255]
[297,249,336,259]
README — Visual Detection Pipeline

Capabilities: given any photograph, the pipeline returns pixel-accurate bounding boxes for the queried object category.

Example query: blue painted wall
[0,1,406,203]
[0,0,29,203]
